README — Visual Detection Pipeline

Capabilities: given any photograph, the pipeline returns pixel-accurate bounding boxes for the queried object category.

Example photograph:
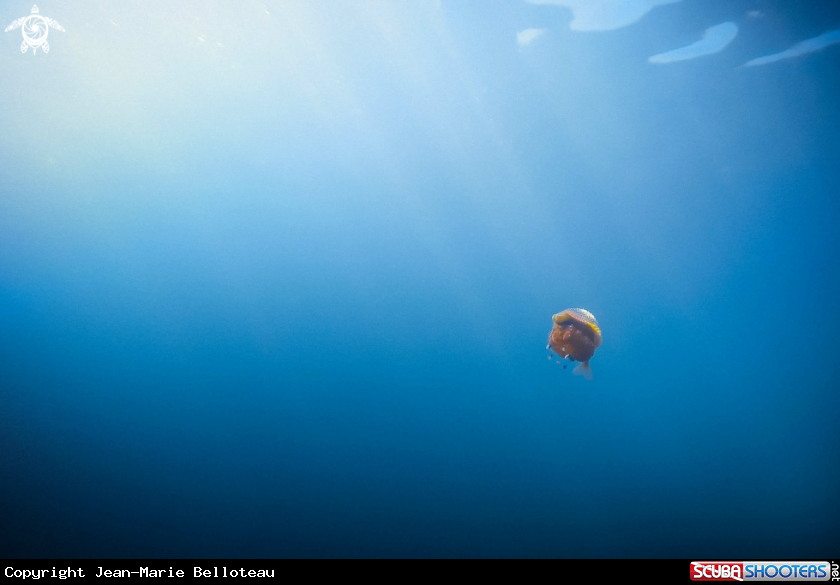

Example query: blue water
[1,0,838,558]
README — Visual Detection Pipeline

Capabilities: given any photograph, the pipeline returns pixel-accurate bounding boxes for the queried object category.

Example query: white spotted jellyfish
[547,308,602,380]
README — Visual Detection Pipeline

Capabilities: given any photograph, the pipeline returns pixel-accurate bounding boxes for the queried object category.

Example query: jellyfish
[547,308,602,380]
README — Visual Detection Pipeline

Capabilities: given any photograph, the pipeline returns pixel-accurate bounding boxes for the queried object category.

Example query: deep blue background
[1,0,838,558]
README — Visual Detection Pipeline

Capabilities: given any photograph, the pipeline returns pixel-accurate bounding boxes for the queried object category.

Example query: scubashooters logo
[692,563,745,581]
[691,561,832,581]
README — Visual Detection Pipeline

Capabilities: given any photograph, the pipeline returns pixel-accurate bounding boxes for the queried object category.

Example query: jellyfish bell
[548,308,602,380]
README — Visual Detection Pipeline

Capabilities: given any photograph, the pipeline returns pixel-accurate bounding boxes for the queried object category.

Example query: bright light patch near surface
[745,29,840,66]
[648,22,738,64]
[523,0,681,32]
[517,28,545,46]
